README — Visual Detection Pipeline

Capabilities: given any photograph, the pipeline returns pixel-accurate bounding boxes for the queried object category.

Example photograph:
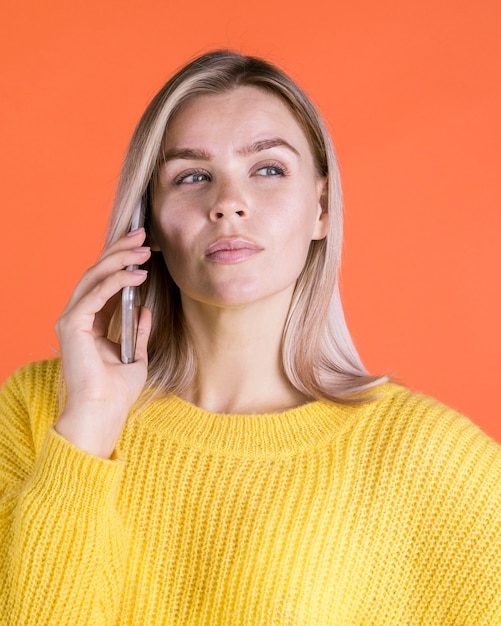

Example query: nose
[209,178,249,222]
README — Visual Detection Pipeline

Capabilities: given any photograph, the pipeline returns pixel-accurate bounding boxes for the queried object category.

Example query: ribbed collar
[131,395,364,458]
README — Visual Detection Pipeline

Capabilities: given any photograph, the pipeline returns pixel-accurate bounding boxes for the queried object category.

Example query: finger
[61,228,148,314]
[99,227,147,262]
[56,269,148,340]
[133,306,152,364]
[93,291,121,337]
[80,243,150,300]
[62,245,151,313]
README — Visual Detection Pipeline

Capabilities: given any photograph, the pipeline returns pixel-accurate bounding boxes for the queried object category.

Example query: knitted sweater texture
[0,359,500,625]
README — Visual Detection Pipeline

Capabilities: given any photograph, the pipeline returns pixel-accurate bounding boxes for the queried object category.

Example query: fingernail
[132,246,150,253]
[131,269,148,275]
[127,227,145,237]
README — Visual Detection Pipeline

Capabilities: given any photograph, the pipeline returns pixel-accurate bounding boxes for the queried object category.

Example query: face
[150,85,328,310]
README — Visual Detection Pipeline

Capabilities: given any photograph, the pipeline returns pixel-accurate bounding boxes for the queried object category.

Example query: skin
[151,86,327,309]
[55,85,328,458]
[54,231,151,458]
[151,86,328,414]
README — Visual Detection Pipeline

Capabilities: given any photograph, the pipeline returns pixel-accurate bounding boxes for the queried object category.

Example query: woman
[1,50,500,625]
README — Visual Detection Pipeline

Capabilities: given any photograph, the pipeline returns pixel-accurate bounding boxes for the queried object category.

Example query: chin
[198,281,296,310]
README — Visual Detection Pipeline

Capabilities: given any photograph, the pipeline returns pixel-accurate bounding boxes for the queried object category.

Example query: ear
[312,177,328,241]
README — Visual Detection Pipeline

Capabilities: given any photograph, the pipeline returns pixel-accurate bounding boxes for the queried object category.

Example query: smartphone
[121,200,146,364]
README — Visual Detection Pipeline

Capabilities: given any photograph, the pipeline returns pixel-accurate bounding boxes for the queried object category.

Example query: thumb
[134,306,152,364]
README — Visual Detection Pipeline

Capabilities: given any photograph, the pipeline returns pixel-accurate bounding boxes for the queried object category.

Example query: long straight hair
[106,50,387,403]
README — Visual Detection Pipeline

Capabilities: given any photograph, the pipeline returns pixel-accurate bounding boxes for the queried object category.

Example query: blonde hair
[106,50,387,403]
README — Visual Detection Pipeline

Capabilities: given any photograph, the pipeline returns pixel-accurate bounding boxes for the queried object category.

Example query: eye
[174,169,211,185]
[255,162,287,177]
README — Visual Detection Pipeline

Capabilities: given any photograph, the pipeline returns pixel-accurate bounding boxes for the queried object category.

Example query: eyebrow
[161,137,300,163]
[162,147,212,162]
[238,137,300,157]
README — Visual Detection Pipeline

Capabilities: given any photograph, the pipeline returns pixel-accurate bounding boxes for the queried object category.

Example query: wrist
[55,408,124,459]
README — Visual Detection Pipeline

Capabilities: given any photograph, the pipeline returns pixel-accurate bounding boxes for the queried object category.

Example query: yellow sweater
[1,359,500,625]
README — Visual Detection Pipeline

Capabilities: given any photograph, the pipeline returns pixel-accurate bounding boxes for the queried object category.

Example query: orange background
[1,0,500,441]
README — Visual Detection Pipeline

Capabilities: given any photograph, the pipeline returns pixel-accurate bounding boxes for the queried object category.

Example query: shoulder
[326,382,501,486]
[0,359,62,448]
[337,385,501,618]
[352,381,494,445]
[1,358,61,404]
[340,382,501,497]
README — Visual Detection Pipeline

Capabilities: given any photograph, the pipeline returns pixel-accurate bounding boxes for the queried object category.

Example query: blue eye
[255,163,287,177]
[175,170,211,185]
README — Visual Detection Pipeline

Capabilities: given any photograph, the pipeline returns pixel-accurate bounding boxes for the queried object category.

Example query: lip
[205,237,263,263]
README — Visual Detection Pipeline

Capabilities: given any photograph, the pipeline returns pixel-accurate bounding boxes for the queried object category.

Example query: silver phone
[121,200,146,364]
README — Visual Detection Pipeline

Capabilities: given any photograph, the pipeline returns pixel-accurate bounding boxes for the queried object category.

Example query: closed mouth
[205,237,263,263]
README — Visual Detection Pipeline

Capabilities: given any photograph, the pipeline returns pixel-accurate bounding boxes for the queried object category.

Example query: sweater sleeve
[0,361,127,625]
[393,390,501,624]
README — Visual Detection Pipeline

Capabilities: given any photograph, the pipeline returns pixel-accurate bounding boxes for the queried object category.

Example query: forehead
[164,85,311,151]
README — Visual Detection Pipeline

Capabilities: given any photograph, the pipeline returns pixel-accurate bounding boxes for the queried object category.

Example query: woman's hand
[54,228,152,458]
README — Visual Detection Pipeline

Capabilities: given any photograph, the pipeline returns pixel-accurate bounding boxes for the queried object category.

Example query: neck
[179,290,309,414]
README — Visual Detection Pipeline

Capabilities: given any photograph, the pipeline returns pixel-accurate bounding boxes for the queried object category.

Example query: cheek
[160,229,191,270]
[268,192,320,243]
[151,199,196,250]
